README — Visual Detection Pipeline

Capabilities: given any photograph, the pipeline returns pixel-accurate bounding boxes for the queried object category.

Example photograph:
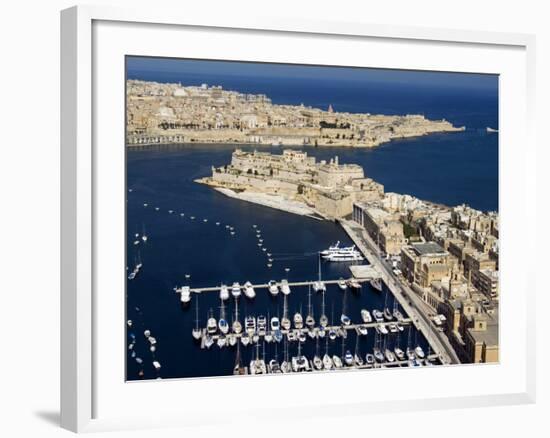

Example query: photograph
[125,56,499,380]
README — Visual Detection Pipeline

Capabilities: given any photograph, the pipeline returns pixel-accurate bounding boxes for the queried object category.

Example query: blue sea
[126,60,498,380]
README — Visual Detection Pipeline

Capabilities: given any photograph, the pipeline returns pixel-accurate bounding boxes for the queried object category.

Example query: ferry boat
[361,309,372,323]
[231,282,241,298]
[268,280,279,296]
[244,281,256,299]
[370,277,383,292]
[219,284,229,301]
[322,244,364,262]
[280,279,291,295]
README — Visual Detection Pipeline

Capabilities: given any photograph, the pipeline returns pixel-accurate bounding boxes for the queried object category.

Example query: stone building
[401,242,452,288]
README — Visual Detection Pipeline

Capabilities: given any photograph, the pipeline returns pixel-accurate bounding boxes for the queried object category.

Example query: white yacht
[219,284,229,301]
[280,279,291,295]
[268,280,279,296]
[340,314,351,326]
[322,245,364,262]
[243,281,256,299]
[320,241,341,256]
[231,282,241,298]
[361,309,372,323]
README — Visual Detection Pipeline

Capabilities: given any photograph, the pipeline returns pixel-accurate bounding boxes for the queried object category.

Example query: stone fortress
[197,149,384,219]
[126,80,465,147]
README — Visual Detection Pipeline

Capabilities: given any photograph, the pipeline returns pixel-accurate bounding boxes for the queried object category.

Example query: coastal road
[340,220,460,365]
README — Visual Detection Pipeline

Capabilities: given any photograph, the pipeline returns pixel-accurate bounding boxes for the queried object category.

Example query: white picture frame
[61,4,537,433]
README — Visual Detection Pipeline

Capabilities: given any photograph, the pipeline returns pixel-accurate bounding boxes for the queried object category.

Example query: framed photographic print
[61,5,536,433]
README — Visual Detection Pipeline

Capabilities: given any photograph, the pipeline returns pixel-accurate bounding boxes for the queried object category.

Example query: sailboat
[269,343,281,373]
[383,291,393,321]
[141,224,148,242]
[191,297,201,340]
[319,289,329,328]
[232,299,242,334]
[328,304,337,341]
[322,336,333,370]
[244,281,256,299]
[218,300,229,334]
[370,277,383,292]
[280,279,291,295]
[340,288,351,326]
[305,285,315,328]
[206,309,217,334]
[268,280,279,296]
[280,338,291,373]
[313,336,323,370]
[291,341,309,372]
[281,295,291,330]
[313,253,326,292]
[293,307,304,329]
[233,342,245,375]
[354,335,364,366]
[406,326,415,360]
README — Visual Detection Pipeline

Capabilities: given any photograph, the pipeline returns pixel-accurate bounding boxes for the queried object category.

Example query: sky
[126,56,498,92]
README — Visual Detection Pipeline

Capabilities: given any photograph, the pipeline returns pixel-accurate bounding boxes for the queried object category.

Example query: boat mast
[307,284,312,318]
[195,296,200,330]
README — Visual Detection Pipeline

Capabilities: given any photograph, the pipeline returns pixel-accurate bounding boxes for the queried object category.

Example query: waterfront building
[471,268,499,300]
[401,242,453,288]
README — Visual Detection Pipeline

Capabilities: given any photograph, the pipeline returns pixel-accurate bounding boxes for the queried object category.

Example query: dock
[187,276,380,294]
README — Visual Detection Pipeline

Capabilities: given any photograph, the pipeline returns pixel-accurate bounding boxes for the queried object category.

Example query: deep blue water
[126,63,498,380]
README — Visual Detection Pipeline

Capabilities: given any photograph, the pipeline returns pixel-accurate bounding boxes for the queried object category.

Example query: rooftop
[411,242,446,256]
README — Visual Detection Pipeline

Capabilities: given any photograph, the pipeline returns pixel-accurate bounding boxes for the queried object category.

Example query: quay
[338,219,461,365]
[187,276,380,294]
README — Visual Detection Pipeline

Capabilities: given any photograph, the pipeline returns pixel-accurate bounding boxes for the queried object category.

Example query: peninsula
[126,80,464,147]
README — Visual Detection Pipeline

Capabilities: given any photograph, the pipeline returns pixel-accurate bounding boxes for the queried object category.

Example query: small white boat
[270,317,280,332]
[384,308,393,321]
[219,284,229,301]
[373,348,385,362]
[133,240,140,246]
[372,309,384,322]
[257,315,267,335]
[280,279,291,295]
[245,316,256,334]
[231,282,241,298]
[344,351,354,366]
[323,354,333,370]
[218,318,229,334]
[207,312,217,334]
[394,347,405,361]
[388,323,398,334]
[264,332,273,343]
[204,335,214,349]
[365,353,375,365]
[281,316,291,330]
[217,336,227,348]
[152,361,161,370]
[268,280,279,296]
[328,328,337,341]
[168,210,173,214]
[228,335,237,346]
[293,312,304,329]
[312,281,326,292]
[298,331,307,343]
[384,349,396,362]
[241,333,250,346]
[340,314,351,326]
[415,346,425,359]
[378,324,389,335]
[357,325,368,336]
[361,309,372,323]
[243,281,256,299]
[179,286,191,303]
[332,355,343,369]
[338,278,347,291]
[318,328,326,338]
[269,359,281,373]
[143,203,148,207]
[313,355,323,370]
[319,314,329,328]
[354,354,364,366]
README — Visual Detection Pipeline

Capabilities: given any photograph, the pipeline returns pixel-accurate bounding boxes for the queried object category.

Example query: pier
[199,318,413,349]
[187,276,380,294]
[338,219,461,365]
